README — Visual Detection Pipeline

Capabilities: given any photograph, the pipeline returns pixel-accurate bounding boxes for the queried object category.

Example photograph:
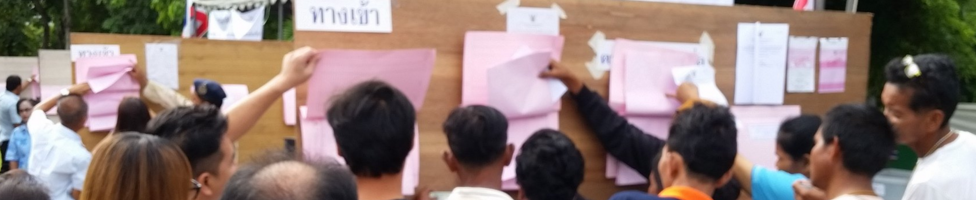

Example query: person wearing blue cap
[129,70,227,109]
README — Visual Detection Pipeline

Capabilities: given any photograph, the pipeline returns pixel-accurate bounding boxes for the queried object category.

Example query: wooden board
[294,1,872,199]
[70,33,296,161]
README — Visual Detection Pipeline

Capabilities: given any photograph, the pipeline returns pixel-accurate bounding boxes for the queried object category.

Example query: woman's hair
[114,97,151,133]
[81,132,193,200]
[17,98,38,108]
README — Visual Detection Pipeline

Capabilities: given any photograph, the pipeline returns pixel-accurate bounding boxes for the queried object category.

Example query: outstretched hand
[68,83,91,95]
[279,47,320,87]
[540,60,584,94]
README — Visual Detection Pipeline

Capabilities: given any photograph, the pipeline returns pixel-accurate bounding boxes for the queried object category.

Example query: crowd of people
[0,48,973,200]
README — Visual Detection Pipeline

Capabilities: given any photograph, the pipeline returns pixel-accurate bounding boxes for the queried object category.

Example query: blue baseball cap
[193,78,227,108]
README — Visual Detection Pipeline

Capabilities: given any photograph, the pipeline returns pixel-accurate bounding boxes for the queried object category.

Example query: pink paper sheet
[305,49,436,120]
[486,51,559,119]
[77,55,140,132]
[608,39,699,114]
[220,84,250,113]
[74,55,137,84]
[283,88,297,126]
[818,39,848,93]
[462,31,565,190]
[729,105,800,169]
[622,51,698,116]
[299,106,420,195]
[462,31,564,106]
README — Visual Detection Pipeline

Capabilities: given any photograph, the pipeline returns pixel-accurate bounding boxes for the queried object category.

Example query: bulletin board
[70,33,296,161]
[293,0,873,199]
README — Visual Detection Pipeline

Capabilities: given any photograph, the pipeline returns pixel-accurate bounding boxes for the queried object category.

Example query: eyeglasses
[190,179,202,199]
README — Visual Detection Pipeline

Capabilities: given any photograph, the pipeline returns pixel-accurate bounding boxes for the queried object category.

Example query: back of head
[146,105,228,176]
[821,104,896,177]
[667,103,738,181]
[221,152,358,200]
[81,132,193,200]
[884,54,960,127]
[515,129,584,200]
[57,95,88,129]
[0,169,50,200]
[327,80,416,177]
[6,75,21,92]
[777,115,822,161]
[443,105,509,168]
[115,97,151,133]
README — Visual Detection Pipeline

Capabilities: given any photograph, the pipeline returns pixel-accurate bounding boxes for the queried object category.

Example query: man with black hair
[515,129,586,200]
[732,115,822,200]
[610,102,738,200]
[877,54,976,199]
[145,47,321,200]
[541,62,741,200]
[1,75,30,173]
[25,83,92,200]
[327,80,416,200]
[441,105,514,200]
[0,169,51,200]
[795,104,895,200]
[221,151,358,200]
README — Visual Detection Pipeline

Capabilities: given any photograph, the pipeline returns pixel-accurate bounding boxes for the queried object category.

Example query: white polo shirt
[902,131,976,200]
[26,110,91,200]
[444,187,513,200]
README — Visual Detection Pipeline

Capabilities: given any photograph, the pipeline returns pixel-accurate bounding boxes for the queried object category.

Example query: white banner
[294,0,392,33]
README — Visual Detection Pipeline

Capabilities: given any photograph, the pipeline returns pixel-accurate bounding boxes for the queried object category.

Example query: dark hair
[6,75,21,92]
[443,105,509,168]
[884,54,960,127]
[327,80,415,177]
[776,115,822,161]
[667,103,737,181]
[57,95,88,128]
[115,97,151,133]
[16,99,39,108]
[515,129,584,200]
[0,170,50,200]
[821,104,896,176]
[221,151,358,200]
[146,105,228,176]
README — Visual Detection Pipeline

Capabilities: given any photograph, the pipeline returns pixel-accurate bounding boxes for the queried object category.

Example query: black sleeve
[571,86,666,178]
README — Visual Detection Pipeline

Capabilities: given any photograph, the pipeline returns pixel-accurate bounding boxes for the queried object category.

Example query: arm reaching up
[224,47,320,141]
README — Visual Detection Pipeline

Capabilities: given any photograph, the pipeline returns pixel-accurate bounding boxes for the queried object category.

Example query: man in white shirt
[800,104,895,200]
[441,105,514,200]
[880,54,976,200]
[25,83,92,200]
[1,75,29,173]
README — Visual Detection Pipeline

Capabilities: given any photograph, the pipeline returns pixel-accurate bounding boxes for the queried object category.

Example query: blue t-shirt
[4,126,31,169]
[751,166,806,200]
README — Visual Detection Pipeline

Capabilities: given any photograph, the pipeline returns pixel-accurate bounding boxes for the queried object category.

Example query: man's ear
[196,173,215,198]
[443,151,459,172]
[829,136,842,160]
[337,147,343,157]
[503,144,515,166]
[716,169,734,187]
[925,110,946,132]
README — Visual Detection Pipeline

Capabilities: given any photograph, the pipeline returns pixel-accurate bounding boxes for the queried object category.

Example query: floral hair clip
[903,55,921,78]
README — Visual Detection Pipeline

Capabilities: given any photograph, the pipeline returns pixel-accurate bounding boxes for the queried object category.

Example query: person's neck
[456,165,504,190]
[357,173,404,200]
[824,170,876,199]
[909,128,954,157]
[667,177,716,196]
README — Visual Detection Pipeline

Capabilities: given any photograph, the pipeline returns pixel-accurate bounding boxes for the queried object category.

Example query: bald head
[221,152,358,200]
[57,95,88,130]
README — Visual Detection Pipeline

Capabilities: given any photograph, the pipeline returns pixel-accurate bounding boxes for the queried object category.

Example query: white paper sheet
[786,36,818,93]
[283,88,297,126]
[145,43,180,89]
[208,6,265,41]
[734,22,789,105]
[487,51,560,118]
[70,44,120,61]
[671,65,728,106]
[506,7,560,36]
[294,0,393,33]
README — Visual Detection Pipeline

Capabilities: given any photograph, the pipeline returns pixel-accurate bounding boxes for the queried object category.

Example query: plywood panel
[293,1,872,199]
[70,33,296,161]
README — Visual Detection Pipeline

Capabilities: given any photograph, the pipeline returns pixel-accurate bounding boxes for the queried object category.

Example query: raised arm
[130,68,192,109]
[224,47,319,141]
[541,62,666,177]
[733,155,755,196]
